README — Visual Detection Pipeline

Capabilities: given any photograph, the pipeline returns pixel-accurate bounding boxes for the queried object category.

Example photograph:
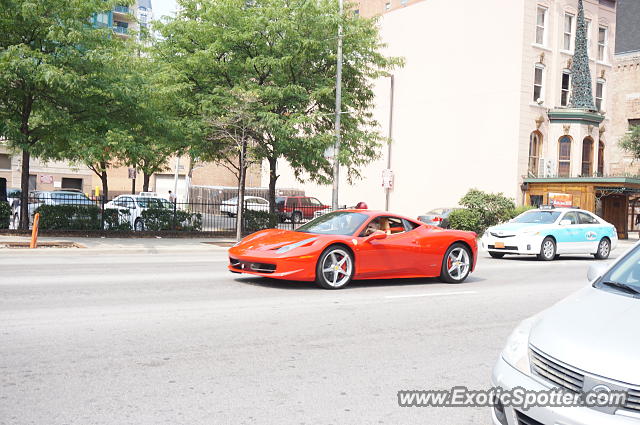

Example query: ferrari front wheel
[440,243,472,283]
[316,246,354,289]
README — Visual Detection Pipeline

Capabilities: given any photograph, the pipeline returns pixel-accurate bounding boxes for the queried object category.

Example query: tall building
[274,0,629,230]
[92,1,154,38]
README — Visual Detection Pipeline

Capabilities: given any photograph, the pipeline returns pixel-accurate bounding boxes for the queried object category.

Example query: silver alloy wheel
[542,239,555,259]
[446,247,470,281]
[598,239,610,258]
[321,248,353,288]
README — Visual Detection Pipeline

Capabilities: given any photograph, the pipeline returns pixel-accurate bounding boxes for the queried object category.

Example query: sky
[152,0,177,21]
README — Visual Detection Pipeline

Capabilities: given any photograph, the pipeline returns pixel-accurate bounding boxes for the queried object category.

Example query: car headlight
[275,237,318,254]
[501,316,536,375]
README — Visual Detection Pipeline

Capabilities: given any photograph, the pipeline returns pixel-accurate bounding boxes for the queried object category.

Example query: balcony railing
[113,26,128,34]
[114,5,130,13]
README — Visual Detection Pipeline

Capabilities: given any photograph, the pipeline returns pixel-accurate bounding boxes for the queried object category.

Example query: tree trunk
[143,172,151,192]
[19,149,30,230]
[268,156,278,227]
[100,161,109,200]
[235,138,248,241]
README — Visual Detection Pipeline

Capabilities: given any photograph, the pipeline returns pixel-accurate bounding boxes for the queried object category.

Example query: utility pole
[331,0,344,210]
[385,75,395,210]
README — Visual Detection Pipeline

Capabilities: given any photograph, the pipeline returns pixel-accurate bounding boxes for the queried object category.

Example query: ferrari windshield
[512,210,561,224]
[296,211,368,235]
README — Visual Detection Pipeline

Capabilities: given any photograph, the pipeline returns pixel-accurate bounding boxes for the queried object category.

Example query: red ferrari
[228,210,478,289]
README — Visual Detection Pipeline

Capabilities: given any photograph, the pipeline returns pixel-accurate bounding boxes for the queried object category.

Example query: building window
[533,64,544,103]
[95,12,109,27]
[529,132,543,177]
[530,195,543,207]
[598,140,605,176]
[629,119,640,129]
[0,154,10,170]
[563,13,574,51]
[385,2,391,10]
[595,79,605,111]
[61,178,83,191]
[536,7,547,45]
[353,9,359,15]
[558,136,572,177]
[400,0,408,5]
[561,70,571,106]
[581,137,594,176]
[598,26,607,61]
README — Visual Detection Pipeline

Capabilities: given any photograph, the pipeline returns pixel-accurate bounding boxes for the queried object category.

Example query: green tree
[0,0,125,227]
[449,189,516,235]
[154,0,402,218]
[619,125,640,165]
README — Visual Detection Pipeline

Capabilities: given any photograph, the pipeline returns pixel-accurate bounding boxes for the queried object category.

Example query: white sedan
[480,207,618,261]
[220,196,269,217]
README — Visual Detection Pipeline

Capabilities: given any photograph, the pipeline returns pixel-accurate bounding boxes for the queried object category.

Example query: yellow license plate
[494,242,505,249]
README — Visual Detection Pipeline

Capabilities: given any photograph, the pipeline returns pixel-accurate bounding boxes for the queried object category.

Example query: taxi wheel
[440,243,472,283]
[315,246,354,289]
[537,237,556,261]
[488,251,505,259]
[594,238,611,260]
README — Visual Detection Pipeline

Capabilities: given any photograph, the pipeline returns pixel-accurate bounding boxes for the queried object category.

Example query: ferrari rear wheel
[316,246,354,289]
[440,243,472,283]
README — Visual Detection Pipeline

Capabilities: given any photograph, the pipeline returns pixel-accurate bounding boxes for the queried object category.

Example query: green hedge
[140,207,202,231]
[0,201,10,229]
[104,208,132,231]
[35,204,102,230]
[448,209,484,234]
[243,210,276,233]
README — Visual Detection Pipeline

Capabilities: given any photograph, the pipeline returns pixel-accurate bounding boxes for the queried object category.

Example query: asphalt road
[0,242,634,425]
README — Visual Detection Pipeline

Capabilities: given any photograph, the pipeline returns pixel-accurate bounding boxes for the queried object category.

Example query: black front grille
[228,257,275,273]
[516,410,544,425]
[490,232,515,238]
[530,346,584,392]
[488,245,519,250]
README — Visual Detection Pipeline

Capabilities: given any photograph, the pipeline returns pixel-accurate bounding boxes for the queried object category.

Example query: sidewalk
[0,235,236,254]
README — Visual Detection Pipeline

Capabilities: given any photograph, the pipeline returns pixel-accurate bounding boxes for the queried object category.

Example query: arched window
[558,136,572,177]
[528,131,543,177]
[598,140,605,176]
[581,137,594,176]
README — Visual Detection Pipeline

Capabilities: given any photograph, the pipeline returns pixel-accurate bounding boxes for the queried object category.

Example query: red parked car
[276,196,328,223]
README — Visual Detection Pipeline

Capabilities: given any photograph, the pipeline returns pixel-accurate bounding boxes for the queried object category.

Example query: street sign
[382,169,394,189]
[39,175,53,184]
[128,168,137,179]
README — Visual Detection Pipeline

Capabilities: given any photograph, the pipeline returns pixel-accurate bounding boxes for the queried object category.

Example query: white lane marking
[385,290,477,299]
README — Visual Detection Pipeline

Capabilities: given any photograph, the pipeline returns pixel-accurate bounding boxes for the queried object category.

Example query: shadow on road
[234,274,485,290]
[486,255,612,262]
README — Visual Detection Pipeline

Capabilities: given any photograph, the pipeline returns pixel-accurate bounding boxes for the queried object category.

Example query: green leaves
[619,125,640,161]
[155,0,402,185]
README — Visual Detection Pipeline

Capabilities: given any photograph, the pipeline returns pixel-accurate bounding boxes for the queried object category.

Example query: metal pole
[385,75,394,211]
[331,0,344,210]
[173,156,180,200]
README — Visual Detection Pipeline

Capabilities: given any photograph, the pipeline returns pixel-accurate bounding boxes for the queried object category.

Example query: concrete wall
[609,52,640,173]
[273,0,526,217]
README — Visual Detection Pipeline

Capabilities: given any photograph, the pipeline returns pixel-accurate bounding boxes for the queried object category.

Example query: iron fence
[4,192,335,236]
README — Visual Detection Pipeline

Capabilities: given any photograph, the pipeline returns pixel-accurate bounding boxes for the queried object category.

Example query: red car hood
[237,229,319,251]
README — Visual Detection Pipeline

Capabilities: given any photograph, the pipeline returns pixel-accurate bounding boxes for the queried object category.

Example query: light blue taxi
[480,206,618,261]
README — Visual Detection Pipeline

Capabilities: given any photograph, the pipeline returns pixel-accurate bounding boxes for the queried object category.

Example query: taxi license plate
[494,242,505,249]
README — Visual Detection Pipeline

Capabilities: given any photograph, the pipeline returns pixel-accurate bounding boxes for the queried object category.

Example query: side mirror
[365,230,387,243]
[559,219,571,226]
[587,262,609,281]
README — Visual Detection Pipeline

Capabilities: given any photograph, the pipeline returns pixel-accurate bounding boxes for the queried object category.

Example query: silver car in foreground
[492,243,640,425]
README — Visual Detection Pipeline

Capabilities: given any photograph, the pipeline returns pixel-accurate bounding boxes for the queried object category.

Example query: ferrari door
[355,216,422,278]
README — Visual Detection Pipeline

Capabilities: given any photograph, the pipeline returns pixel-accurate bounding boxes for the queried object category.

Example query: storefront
[522,177,640,239]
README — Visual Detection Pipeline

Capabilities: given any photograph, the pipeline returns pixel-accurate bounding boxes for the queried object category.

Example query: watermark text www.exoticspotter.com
[397,386,627,410]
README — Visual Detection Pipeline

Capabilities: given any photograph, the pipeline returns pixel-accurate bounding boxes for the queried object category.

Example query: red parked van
[275,196,328,223]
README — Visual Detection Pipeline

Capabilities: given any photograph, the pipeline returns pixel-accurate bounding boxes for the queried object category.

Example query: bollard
[30,213,40,249]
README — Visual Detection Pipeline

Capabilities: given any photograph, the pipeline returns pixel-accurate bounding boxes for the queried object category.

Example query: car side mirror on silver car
[587,262,610,281]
